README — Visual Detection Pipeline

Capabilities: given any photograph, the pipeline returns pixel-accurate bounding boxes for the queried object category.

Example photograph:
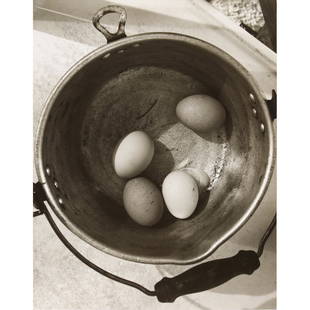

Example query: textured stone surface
[210,0,264,31]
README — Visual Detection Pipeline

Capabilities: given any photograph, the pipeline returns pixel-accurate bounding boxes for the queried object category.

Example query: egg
[113,131,154,178]
[181,167,210,194]
[162,171,199,219]
[123,177,164,226]
[176,94,226,133]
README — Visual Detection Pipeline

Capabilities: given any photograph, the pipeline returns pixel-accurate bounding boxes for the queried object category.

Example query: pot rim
[35,32,275,265]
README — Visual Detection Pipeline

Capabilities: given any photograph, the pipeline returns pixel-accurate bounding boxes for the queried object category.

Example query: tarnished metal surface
[35,9,275,264]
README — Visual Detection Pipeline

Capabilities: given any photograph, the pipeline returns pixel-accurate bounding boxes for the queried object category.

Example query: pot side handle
[266,89,277,120]
[92,6,127,43]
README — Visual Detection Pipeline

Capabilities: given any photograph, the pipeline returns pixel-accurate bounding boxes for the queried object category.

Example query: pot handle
[155,215,275,302]
[155,250,260,302]
[34,182,276,303]
[92,6,127,43]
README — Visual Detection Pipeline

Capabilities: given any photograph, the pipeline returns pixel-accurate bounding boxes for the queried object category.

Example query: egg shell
[162,171,199,219]
[123,177,164,226]
[176,94,226,133]
[181,168,210,194]
[113,131,154,178]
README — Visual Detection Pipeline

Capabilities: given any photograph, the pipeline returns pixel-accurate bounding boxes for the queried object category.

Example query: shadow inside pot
[142,140,175,187]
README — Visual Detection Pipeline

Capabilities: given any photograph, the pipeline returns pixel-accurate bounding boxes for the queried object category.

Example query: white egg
[113,131,154,178]
[181,168,210,194]
[162,171,199,219]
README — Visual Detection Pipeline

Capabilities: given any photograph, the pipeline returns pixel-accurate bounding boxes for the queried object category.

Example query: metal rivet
[117,49,124,54]
[252,108,257,116]
[58,198,64,205]
[54,181,59,188]
[260,123,265,133]
[249,93,255,103]
[46,167,51,176]
[103,53,110,59]
[133,43,140,47]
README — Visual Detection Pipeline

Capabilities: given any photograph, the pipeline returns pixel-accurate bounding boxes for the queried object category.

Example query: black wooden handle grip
[154,250,260,303]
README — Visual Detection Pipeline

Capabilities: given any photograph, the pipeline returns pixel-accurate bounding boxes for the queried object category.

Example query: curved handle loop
[92,5,127,43]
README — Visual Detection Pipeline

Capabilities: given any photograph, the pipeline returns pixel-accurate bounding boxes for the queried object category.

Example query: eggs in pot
[113,131,154,178]
[176,94,226,133]
[162,171,199,219]
[123,177,164,226]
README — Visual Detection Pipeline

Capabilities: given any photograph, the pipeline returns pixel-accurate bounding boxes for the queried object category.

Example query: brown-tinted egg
[176,94,226,133]
[123,177,164,226]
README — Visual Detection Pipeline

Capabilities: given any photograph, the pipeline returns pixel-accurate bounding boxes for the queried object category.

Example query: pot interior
[40,37,270,263]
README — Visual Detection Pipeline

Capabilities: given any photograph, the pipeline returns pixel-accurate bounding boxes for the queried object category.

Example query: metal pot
[34,5,276,302]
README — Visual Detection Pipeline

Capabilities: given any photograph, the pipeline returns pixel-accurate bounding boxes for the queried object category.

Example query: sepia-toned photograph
[33,1,276,309]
